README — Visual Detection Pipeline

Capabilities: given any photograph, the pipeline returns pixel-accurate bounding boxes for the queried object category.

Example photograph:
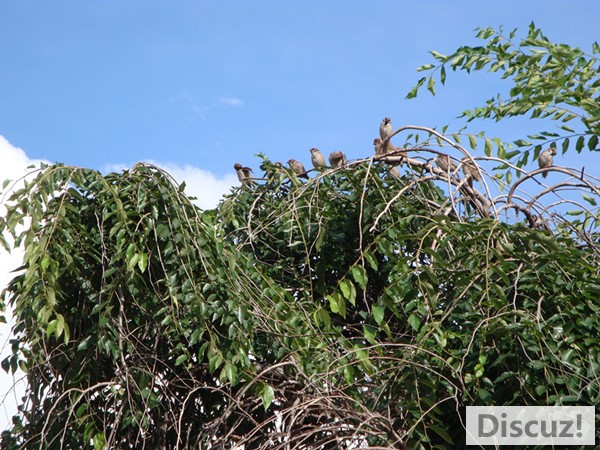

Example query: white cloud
[153,162,238,209]
[174,93,245,121]
[0,135,48,432]
[218,97,244,107]
[104,161,238,210]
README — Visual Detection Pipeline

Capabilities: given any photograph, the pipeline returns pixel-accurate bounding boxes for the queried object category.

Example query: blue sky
[1,1,599,180]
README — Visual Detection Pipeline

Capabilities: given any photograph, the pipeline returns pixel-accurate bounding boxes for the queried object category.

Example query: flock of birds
[233,117,558,185]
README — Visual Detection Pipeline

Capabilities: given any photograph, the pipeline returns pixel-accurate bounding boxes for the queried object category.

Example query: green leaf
[317,308,331,327]
[406,77,426,99]
[468,134,477,150]
[259,383,275,410]
[208,351,223,373]
[514,139,532,147]
[46,319,58,337]
[416,63,435,72]
[408,314,421,332]
[93,432,106,450]
[137,252,148,273]
[156,223,170,239]
[343,365,355,384]
[582,194,597,206]
[429,50,448,61]
[363,324,377,344]
[561,137,570,154]
[429,425,454,445]
[484,138,493,157]
[351,266,367,290]
[427,76,436,95]
[535,385,547,396]
[328,293,346,318]
[55,314,65,340]
[46,287,57,307]
[372,305,385,325]
[363,251,378,270]
[576,135,585,152]
[1,357,9,374]
[339,280,356,306]
[340,280,351,299]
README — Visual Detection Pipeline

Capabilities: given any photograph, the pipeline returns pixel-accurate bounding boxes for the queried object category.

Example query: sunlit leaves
[405,76,426,99]
[406,23,600,166]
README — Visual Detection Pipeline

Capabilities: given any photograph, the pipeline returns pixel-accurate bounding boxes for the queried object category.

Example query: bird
[435,154,457,175]
[461,157,482,187]
[379,117,393,141]
[386,141,406,160]
[388,165,402,181]
[375,135,406,160]
[373,138,385,155]
[233,163,253,184]
[310,148,327,169]
[287,159,309,179]
[328,151,347,168]
[538,147,557,178]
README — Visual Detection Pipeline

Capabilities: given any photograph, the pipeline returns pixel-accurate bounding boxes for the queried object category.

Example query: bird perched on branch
[387,142,406,159]
[328,151,347,168]
[435,154,457,175]
[461,157,482,187]
[287,159,309,179]
[310,148,326,169]
[388,165,402,181]
[379,117,393,141]
[538,147,557,178]
[234,163,253,185]
[373,138,385,155]
[375,138,407,169]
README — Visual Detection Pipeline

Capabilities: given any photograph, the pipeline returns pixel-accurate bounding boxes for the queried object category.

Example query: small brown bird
[379,117,393,141]
[435,154,457,175]
[287,159,309,179]
[310,148,327,169]
[386,142,406,159]
[461,157,482,187]
[538,147,557,178]
[328,151,347,168]
[388,165,402,181]
[233,163,253,184]
[373,138,385,155]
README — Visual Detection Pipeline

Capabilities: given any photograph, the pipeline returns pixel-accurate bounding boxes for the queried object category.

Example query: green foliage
[1,25,600,450]
[0,164,275,449]
[1,158,599,449]
[410,23,600,180]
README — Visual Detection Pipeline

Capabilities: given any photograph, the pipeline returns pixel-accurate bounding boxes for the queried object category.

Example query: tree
[1,24,599,449]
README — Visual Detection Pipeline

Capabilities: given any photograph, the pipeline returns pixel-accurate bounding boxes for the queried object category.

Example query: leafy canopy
[1,24,599,450]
